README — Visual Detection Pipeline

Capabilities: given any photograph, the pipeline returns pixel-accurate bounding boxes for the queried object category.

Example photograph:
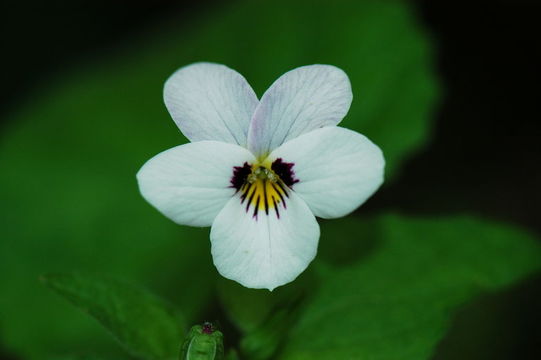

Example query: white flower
[137,63,384,290]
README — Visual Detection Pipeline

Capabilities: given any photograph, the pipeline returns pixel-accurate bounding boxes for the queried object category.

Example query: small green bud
[180,322,224,360]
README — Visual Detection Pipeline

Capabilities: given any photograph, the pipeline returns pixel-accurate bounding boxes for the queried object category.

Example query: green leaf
[224,350,240,360]
[278,215,541,360]
[42,273,186,360]
[217,277,311,360]
[216,270,315,334]
[0,0,436,357]
[46,356,123,360]
[240,306,300,360]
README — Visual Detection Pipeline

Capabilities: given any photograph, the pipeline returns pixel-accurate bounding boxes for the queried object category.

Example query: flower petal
[164,62,259,146]
[269,127,384,219]
[137,141,256,227]
[210,189,319,290]
[247,64,352,156]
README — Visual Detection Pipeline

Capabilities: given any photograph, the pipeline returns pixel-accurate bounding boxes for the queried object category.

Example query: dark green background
[1,1,540,359]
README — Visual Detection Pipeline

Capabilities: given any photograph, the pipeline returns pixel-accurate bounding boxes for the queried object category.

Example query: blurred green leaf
[0,0,436,357]
[217,280,277,334]
[217,272,313,360]
[216,270,315,334]
[240,306,300,360]
[278,215,541,360]
[43,273,185,360]
[47,356,122,360]
[224,349,240,360]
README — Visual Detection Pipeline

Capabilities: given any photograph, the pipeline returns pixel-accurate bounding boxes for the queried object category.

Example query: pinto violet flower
[137,63,384,290]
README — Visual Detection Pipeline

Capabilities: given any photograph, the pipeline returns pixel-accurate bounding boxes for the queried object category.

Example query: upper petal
[137,141,256,227]
[247,64,352,156]
[210,188,319,291]
[269,127,384,219]
[164,62,259,146]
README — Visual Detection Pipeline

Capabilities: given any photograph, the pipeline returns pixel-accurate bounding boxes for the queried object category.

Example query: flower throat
[230,158,299,219]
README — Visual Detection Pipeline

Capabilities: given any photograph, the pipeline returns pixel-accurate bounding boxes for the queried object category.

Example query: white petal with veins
[137,141,255,227]
[269,126,385,219]
[139,62,385,290]
[247,64,352,156]
[164,62,259,146]
[210,190,319,290]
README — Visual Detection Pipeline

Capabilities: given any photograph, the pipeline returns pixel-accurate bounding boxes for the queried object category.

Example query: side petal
[269,127,385,219]
[210,190,319,291]
[247,64,352,156]
[164,62,259,146]
[137,141,256,227]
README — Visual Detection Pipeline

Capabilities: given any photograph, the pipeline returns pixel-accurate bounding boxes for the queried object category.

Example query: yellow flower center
[240,165,288,218]
[230,158,299,219]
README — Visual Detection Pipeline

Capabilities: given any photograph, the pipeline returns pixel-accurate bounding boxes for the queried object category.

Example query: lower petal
[210,189,319,291]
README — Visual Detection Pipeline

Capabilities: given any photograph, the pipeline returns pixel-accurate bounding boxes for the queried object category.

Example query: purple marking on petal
[271,183,285,203]
[233,160,294,221]
[253,195,260,219]
[230,162,251,191]
[276,181,289,200]
[246,187,257,212]
[273,198,280,218]
[271,158,299,187]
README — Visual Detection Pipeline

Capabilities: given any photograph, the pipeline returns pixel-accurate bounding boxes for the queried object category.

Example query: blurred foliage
[46,356,118,360]
[216,269,315,334]
[43,273,186,360]
[276,215,541,359]
[39,216,541,360]
[0,0,487,359]
[239,306,297,360]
